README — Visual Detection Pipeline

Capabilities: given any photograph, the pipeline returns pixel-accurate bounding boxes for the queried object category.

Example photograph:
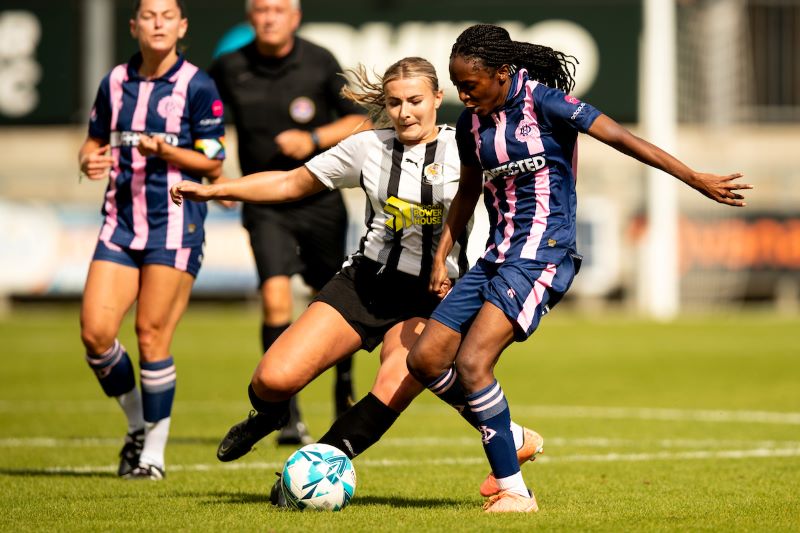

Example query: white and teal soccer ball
[280,443,356,511]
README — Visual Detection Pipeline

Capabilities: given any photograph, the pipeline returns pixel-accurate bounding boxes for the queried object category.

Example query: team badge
[514,120,537,143]
[564,94,581,105]
[479,425,497,444]
[422,162,443,185]
[212,99,224,117]
[289,96,315,124]
[157,95,183,120]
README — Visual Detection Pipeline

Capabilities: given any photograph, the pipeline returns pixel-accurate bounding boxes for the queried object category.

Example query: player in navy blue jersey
[171,57,543,503]
[407,24,752,513]
[78,0,226,480]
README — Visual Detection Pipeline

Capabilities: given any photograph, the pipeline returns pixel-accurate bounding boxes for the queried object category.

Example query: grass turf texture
[1,305,798,532]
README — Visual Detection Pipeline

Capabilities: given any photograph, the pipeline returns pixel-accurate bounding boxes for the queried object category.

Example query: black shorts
[242,189,347,290]
[313,255,442,352]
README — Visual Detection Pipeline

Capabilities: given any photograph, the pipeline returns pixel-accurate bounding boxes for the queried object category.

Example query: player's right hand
[429,260,452,299]
[170,180,213,206]
[79,145,114,180]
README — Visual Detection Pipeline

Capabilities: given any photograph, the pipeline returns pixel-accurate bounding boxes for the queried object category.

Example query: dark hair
[132,0,187,17]
[450,24,576,93]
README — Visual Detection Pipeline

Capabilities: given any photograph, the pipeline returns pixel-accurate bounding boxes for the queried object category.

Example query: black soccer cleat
[117,428,145,477]
[125,463,165,480]
[269,472,288,507]
[217,410,277,462]
[276,421,313,446]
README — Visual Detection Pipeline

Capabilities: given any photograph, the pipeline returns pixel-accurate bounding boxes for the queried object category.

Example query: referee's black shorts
[314,255,442,352]
[242,189,347,291]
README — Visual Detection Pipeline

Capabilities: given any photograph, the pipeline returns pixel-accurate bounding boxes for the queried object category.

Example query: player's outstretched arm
[170,165,326,206]
[587,114,752,206]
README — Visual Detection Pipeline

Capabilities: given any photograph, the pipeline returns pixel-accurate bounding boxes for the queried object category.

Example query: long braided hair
[450,24,577,93]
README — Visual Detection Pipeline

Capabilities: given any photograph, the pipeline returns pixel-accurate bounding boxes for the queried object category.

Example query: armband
[310,130,321,151]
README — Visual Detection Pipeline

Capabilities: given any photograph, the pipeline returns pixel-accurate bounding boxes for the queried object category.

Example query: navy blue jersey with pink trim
[455,68,601,265]
[88,53,226,250]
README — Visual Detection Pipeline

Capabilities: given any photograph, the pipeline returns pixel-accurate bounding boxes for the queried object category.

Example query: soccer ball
[280,443,356,511]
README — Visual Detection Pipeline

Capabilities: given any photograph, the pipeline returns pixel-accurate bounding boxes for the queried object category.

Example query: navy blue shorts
[92,238,204,278]
[431,253,582,341]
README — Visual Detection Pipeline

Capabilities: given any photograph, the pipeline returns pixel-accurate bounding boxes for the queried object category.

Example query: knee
[454,354,492,391]
[406,343,442,386]
[134,321,162,356]
[251,365,302,400]
[80,321,116,355]
[261,279,292,325]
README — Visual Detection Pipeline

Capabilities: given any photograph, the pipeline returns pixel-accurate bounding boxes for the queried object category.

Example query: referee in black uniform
[209,0,370,444]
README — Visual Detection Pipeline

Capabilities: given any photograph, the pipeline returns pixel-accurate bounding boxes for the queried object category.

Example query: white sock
[510,422,524,450]
[116,389,145,434]
[495,471,530,497]
[139,417,171,469]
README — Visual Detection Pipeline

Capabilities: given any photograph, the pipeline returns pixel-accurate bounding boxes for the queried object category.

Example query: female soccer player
[171,56,542,497]
[406,24,752,513]
[78,0,226,480]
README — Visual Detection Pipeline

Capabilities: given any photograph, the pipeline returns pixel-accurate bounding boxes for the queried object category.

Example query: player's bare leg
[81,260,143,476]
[217,302,362,462]
[258,276,312,443]
[125,264,194,479]
[455,302,537,512]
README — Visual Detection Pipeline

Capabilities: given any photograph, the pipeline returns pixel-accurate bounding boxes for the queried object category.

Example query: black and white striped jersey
[306,126,469,279]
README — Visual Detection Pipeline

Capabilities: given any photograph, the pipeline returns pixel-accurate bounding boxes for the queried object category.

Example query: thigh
[371,318,427,412]
[81,257,140,349]
[253,301,363,398]
[455,301,516,392]
[243,204,301,284]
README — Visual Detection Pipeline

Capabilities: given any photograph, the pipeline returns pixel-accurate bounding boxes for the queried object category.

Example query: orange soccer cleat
[479,427,544,497]
[483,489,539,513]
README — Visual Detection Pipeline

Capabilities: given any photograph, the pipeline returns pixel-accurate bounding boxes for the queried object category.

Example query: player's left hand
[690,172,752,207]
[137,134,167,158]
[275,129,315,160]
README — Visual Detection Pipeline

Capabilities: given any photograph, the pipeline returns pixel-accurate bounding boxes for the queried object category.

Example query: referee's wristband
[310,130,321,150]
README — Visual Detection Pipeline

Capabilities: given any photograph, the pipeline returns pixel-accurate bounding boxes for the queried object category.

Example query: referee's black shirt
[208,37,364,176]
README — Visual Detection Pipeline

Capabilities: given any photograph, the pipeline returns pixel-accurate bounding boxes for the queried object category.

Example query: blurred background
[0,0,797,317]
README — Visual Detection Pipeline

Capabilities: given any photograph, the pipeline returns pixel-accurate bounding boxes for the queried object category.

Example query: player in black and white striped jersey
[171,57,542,489]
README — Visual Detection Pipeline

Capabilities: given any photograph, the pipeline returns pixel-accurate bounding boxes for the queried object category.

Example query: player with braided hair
[172,57,542,503]
[407,24,751,513]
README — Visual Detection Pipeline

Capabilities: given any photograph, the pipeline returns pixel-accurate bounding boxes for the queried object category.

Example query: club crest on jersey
[157,95,183,120]
[479,425,497,444]
[289,96,315,123]
[514,120,537,142]
[422,162,444,185]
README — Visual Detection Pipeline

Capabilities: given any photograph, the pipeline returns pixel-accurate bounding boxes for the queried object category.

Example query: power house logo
[383,196,443,232]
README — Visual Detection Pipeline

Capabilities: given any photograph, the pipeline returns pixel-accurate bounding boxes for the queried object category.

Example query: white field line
[4,436,800,450]
[36,447,800,476]
[2,401,798,425]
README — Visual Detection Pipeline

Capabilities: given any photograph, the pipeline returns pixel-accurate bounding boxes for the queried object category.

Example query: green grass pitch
[1,305,798,532]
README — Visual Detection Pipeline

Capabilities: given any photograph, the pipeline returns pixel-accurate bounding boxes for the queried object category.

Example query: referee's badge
[289,96,316,124]
[422,163,443,185]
